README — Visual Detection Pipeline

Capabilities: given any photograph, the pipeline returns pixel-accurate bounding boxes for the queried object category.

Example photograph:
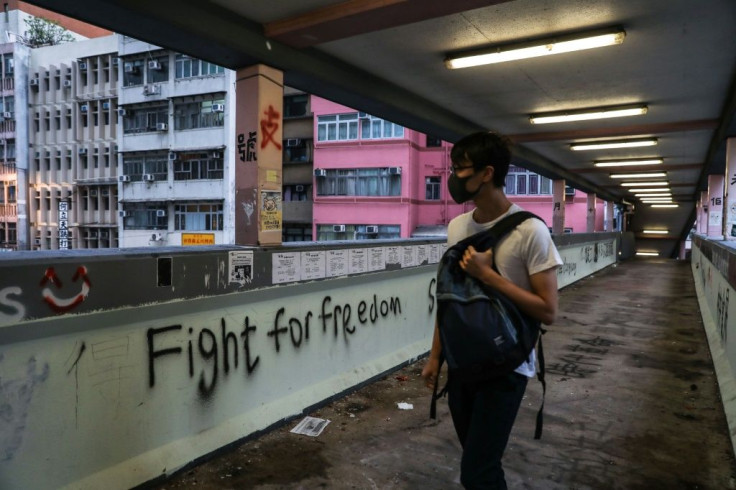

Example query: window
[425,176,441,200]
[426,135,442,147]
[147,56,168,83]
[174,202,223,231]
[122,154,168,181]
[284,94,308,117]
[316,224,400,241]
[173,152,224,180]
[283,225,311,242]
[317,114,358,141]
[174,54,225,79]
[3,55,13,77]
[173,97,225,130]
[123,59,144,86]
[316,168,401,196]
[505,165,552,196]
[123,105,168,134]
[122,203,167,230]
[360,114,404,140]
[284,184,310,201]
[283,138,310,163]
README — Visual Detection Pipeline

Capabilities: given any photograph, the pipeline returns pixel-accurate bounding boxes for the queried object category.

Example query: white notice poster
[368,247,386,271]
[326,249,348,277]
[301,251,326,280]
[272,252,301,284]
[229,250,254,285]
[385,246,401,265]
[402,246,416,267]
[416,245,429,265]
[429,244,440,264]
[349,248,367,274]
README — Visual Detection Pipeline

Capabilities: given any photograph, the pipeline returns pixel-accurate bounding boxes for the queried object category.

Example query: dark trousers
[448,372,528,490]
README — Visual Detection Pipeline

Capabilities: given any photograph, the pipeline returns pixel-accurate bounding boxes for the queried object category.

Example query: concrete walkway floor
[149,258,736,489]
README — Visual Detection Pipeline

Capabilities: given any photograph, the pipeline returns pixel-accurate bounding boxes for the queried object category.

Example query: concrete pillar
[725,138,736,240]
[707,174,724,238]
[552,179,565,234]
[586,193,597,233]
[604,201,614,232]
[700,191,709,234]
[234,65,284,246]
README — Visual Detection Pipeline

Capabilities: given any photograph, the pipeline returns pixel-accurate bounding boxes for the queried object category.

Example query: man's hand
[421,357,440,389]
[460,245,495,281]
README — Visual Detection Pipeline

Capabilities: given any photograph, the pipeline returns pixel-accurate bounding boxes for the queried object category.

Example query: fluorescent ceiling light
[636,251,660,256]
[530,104,647,125]
[641,199,674,203]
[611,172,666,179]
[651,204,679,208]
[621,181,669,187]
[594,158,663,167]
[445,27,626,69]
[572,139,658,151]
[628,187,671,193]
[643,229,669,234]
[634,193,672,197]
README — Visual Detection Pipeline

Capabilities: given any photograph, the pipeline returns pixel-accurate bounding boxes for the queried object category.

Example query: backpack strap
[534,328,547,439]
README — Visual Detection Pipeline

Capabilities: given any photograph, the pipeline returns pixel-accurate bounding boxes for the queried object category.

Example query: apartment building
[0,44,19,251]
[116,36,235,248]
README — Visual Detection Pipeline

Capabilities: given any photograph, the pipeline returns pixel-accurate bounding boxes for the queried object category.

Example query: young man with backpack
[422,131,562,489]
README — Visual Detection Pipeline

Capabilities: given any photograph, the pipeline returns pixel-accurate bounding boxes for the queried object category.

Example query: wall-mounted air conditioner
[101,188,109,196]
[148,60,162,70]
[102,102,110,110]
[314,169,327,177]
[156,210,167,217]
[2,112,12,119]
[80,104,88,113]
[168,151,177,160]
[124,62,137,73]
[295,185,305,192]
[117,108,127,117]
[119,175,130,182]
[29,78,38,86]
[286,138,301,147]
[142,174,155,182]
[366,225,378,234]
[78,148,87,155]
[78,62,88,70]
[119,210,131,217]
[212,103,225,113]
[111,58,119,67]
[565,186,576,196]
[388,167,402,175]
[34,239,41,245]
[89,189,98,197]
[156,122,168,131]
[62,80,72,88]
[143,84,160,96]
[333,225,346,232]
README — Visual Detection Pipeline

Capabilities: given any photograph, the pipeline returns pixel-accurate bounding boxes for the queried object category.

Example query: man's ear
[482,165,495,183]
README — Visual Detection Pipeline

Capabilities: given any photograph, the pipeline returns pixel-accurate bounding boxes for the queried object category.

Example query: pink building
[311,97,608,240]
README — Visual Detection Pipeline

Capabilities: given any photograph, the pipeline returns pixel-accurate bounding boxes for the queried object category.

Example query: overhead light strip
[611,172,666,179]
[643,229,669,234]
[594,158,663,167]
[634,193,672,198]
[628,187,671,193]
[636,251,660,256]
[621,181,669,187]
[445,27,626,69]
[651,204,679,208]
[572,138,658,151]
[530,104,647,125]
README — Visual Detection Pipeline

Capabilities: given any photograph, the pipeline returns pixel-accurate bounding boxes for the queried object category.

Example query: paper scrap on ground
[397,402,414,410]
[290,416,330,437]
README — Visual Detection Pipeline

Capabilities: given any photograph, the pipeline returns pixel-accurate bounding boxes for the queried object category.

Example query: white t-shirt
[447,203,563,377]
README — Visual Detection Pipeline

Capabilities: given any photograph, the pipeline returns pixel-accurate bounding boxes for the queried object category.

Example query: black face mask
[448,170,484,204]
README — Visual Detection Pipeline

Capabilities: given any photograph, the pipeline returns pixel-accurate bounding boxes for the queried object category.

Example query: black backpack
[430,211,547,439]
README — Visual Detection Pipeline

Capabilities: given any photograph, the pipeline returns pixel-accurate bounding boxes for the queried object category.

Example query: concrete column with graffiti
[724,138,736,240]
[234,65,284,246]
[552,179,565,234]
[586,193,597,233]
[708,174,725,238]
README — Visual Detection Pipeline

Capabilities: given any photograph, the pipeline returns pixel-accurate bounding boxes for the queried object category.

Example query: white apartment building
[117,36,236,248]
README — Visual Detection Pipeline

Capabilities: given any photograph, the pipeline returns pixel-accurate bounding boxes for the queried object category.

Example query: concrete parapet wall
[0,233,619,489]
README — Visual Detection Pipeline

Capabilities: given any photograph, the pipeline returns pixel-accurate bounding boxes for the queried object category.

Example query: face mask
[448,170,484,204]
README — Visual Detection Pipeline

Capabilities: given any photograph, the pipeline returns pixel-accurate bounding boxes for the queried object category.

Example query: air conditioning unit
[78,62,88,70]
[212,103,225,113]
[366,225,378,234]
[102,102,110,110]
[314,169,327,177]
[148,60,162,70]
[2,112,11,119]
[29,78,39,86]
[80,104,89,113]
[124,62,137,73]
[119,210,131,217]
[286,138,301,147]
[295,184,305,192]
[168,151,177,160]
[34,238,41,245]
[111,58,119,67]
[155,122,168,131]
[100,231,109,239]
[565,186,576,196]
[63,80,72,88]
[78,147,87,155]
[142,174,155,181]
[116,108,127,117]
[89,189,98,197]
[143,84,160,96]
[101,188,109,196]
[156,209,167,217]
[119,175,130,182]
[388,167,402,175]
[333,225,346,232]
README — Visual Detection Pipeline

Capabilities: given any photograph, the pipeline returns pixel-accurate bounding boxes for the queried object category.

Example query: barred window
[505,165,552,195]
[173,152,224,180]
[174,202,224,231]
[174,97,225,130]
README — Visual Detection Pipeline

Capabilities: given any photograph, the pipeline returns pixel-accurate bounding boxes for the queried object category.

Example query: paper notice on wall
[260,190,282,232]
[301,251,326,280]
[368,247,386,271]
[710,211,722,226]
[429,244,441,264]
[229,250,254,286]
[385,246,401,266]
[290,416,330,437]
[272,252,301,284]
[326,249,348,277]
[416,245,429,265]
[349,248,367,274]
[402,246,416,267]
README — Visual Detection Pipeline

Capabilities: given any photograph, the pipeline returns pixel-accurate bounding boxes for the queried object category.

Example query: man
[422,132,562,489]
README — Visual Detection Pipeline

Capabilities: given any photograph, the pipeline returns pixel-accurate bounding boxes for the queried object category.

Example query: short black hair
[450,132,512,188]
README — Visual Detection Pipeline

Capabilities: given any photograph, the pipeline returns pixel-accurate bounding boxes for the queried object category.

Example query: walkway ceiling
[28,0,736,247]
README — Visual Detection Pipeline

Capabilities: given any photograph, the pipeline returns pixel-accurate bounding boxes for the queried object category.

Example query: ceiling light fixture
[529,104,647,125]
[634,193,672,198]
[642,229,669,234]
[611,172,666,179]
[445,27,626,69]
[650,204,679,208]
[641,199,674,203]
[628,187,671,193]
[572,138,658,151]
[594,158,663,168]
[620,181,669,187]
[636,251,660,256]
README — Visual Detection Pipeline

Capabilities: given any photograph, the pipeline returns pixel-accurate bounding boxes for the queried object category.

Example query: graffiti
[0,286,25,325]
[237,131,258,162]
[0,354,49,461]
[547,336,614,378]
[260,105,282,150]
[597,241,615,259]
[557,259,577,278]
[65,342,86,427]
[717,285,729,343]
[428,278,436,314]
[241,200,255,225]
[40,266,92,313]
[581,245,597,264]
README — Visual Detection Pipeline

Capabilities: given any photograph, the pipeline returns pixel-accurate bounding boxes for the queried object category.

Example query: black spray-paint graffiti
[717,284,729,343]
[147,293,403,400]
[547,336,615,378]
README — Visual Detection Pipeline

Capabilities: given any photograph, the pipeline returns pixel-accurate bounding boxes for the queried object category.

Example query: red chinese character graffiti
[260,105,282,150]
